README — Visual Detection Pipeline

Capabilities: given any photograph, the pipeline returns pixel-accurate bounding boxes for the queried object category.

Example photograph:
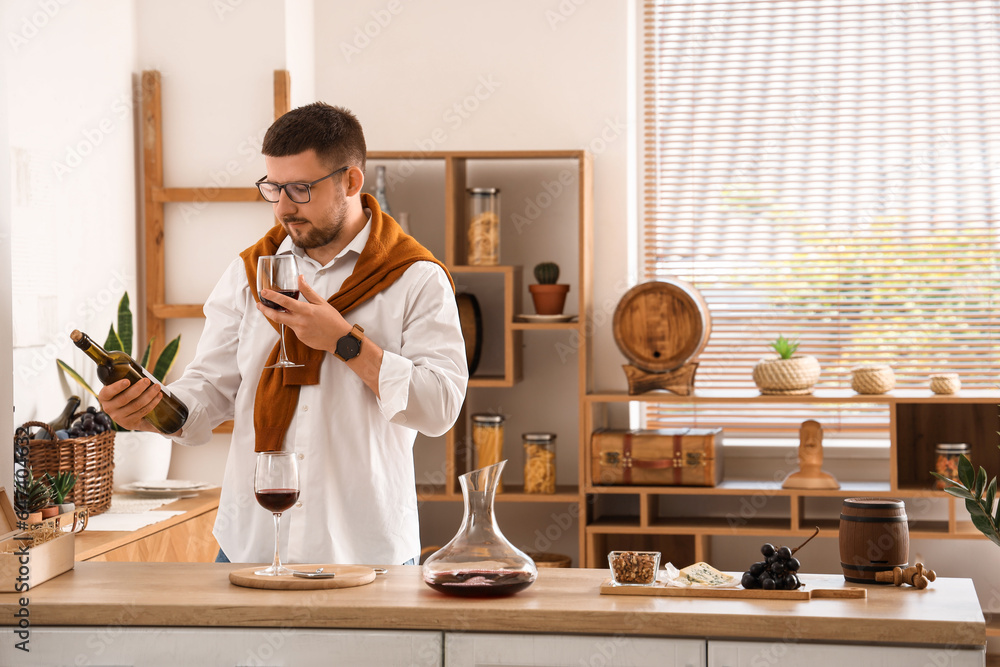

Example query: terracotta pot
[41,505,60,519]
[529,284,570,315]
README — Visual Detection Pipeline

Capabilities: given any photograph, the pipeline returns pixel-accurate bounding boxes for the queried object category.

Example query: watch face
[336,334,361,360]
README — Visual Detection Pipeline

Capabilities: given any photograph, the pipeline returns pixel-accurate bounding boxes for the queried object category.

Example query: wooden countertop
[74,489,220,560]
[0,564,985,647]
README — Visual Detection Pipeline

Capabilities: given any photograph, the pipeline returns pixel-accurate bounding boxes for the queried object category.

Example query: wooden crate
[591,428,724,487]
[0,487,75,592]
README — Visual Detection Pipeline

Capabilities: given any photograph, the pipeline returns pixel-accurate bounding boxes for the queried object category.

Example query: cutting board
[229,564,377,590]
[600,579,867,600]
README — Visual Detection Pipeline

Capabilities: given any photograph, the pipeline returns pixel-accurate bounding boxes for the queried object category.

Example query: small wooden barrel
[612,279,712,373]
[839,498,909,584]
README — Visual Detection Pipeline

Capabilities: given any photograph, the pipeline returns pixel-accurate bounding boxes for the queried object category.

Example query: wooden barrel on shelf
[839,498,909,584]
[612,279,712,373]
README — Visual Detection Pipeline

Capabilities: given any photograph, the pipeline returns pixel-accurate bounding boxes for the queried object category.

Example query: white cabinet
[446,632,705,667]
[708,640,985,667]
[21,628,443,666]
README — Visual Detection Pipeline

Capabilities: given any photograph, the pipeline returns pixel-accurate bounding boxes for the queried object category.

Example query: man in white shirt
[99,103,468,565]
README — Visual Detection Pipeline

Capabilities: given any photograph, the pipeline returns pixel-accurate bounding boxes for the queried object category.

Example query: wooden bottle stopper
[875,563,936,589]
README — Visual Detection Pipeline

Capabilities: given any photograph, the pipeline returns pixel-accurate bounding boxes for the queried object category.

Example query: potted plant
[528,262,571,315]
[45,471,78,514]
[15,469,53,525]
[932,449,1000,547]
[57,292,181,486]
[752,335,821,395]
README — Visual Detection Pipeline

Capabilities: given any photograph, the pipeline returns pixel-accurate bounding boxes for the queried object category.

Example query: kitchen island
[0,563,986,666]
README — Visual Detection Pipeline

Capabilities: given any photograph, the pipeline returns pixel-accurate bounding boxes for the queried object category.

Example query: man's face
[263,149,350,251]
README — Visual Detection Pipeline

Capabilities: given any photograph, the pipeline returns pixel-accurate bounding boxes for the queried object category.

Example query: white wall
[5,0,138,433]
[0,5,14,493]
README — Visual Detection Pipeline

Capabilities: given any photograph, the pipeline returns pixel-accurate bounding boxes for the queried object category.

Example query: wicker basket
[930,373,961,395]
[752,355,821,395]
[22,420,115,516]
[851,364,896,395]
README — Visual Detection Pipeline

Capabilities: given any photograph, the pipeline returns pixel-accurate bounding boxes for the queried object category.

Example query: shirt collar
[275,208,373,269]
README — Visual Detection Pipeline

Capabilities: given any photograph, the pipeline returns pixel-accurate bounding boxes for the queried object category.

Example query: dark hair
[262,102,367,172]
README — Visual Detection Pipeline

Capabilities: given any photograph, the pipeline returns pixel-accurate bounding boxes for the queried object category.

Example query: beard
[282,196,350,250]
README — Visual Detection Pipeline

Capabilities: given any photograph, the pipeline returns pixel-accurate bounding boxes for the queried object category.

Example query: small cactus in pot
[534,262,560,285]
[528,262,570,315]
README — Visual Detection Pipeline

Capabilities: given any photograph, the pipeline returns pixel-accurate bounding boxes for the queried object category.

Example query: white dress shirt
[168,212,468,565]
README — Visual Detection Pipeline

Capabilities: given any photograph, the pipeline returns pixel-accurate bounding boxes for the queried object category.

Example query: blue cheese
[679,562,735,586]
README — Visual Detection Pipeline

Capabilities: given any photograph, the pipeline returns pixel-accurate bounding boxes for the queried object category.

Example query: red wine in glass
[254,451,300,576]
[260,289,300,312]
[424,570,535,597]
[255,488,300,513]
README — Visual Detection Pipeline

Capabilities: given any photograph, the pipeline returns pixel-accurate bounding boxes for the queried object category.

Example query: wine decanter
[422,461,537,597]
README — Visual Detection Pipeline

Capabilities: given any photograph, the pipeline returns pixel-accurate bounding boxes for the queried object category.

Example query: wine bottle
[374,165,393,217]
[48,395,81,432]
[70,330,189,435]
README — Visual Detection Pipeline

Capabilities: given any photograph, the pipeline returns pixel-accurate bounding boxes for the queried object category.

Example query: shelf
[587,516,792,536]
[510,321,580,331]
[585,480,899,497]
[416,486,580,503]
[809,517,955,538]
[585,389,1000,405]
[369,150,588,161]
[986,618,1000,638]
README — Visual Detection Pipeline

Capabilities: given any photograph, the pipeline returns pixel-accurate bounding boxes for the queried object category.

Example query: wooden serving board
[229,564,377,590]
[600,579,867,600]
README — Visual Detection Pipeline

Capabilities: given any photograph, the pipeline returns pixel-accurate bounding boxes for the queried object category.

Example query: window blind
[641,0,1000,434]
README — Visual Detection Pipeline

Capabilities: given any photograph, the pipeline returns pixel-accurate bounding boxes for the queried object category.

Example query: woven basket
[22,420,115,516]
[851,364,896,395]
[930,373,961,395]
[752,355,821,395]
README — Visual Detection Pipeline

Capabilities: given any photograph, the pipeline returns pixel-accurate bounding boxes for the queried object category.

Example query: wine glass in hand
[258,254,304,369]
[254,451,300,576]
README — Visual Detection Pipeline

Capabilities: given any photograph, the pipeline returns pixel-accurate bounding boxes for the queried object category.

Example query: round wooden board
[456,292,483,375]
[613,279,712,373]
[229,564,377,590]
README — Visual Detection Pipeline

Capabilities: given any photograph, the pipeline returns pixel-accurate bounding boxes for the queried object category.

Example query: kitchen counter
[0,563,985,647]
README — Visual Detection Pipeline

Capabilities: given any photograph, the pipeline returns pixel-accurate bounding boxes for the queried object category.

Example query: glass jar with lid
[472,414,504,492]
[467,188,500,266]
[935,443,970,489]
[523,433,556,494]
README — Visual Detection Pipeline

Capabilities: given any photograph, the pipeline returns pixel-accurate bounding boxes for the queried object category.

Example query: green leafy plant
[533,262,560,285]
[15,470,53,514]
[44,471,77,505]
[768,334,800,360]
[56,292,181,430]
[932,448,1000,548]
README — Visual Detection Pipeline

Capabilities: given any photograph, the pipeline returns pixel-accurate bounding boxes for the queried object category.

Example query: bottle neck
[73,331,112,365]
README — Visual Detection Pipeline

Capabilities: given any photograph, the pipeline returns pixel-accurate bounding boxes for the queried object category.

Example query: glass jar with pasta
[466,188,500,265]
[522,432,556,494]
[472,413,505,492]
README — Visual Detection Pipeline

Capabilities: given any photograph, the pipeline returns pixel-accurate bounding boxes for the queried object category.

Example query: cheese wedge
[679,561,736,586]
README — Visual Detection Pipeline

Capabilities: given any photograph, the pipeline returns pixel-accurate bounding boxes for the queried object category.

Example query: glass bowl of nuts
[608,550,661,586]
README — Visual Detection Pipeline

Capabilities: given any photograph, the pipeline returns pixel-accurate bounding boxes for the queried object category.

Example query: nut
[610,551,657,584]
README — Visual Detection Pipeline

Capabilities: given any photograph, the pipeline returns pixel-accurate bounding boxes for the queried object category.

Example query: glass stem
[277,323,290,364]
[272,512,282,571]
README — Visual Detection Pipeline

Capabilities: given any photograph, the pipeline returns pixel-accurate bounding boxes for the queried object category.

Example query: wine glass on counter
[257,254,304,369]
[254,451,300,576]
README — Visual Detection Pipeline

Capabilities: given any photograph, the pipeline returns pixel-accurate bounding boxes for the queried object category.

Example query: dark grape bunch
[67,406,113,438]
[741,527,819,591]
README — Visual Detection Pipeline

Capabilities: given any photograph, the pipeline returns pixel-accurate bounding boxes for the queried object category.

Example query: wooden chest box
[591,428,724,487]
[0,487,75,592]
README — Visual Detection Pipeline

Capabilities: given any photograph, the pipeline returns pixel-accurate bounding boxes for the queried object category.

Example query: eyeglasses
[256,166,348,204]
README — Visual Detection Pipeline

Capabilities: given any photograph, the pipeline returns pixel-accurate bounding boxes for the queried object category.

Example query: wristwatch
[334,324,365,362]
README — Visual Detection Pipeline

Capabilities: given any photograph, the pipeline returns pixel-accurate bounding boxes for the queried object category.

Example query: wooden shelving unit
[369,150,593,506]
[580,389,1000,567]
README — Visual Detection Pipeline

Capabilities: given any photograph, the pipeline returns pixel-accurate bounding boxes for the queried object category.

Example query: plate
[517,314,577,323]
[124,480,210,492]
